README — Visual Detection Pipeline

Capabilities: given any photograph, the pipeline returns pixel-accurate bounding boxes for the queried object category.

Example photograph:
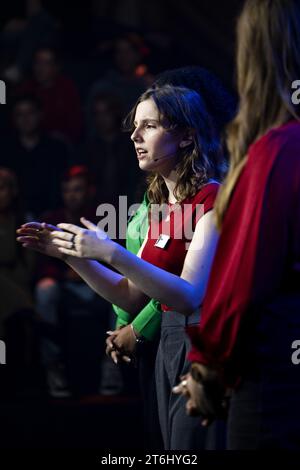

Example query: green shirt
[112,193,161,340]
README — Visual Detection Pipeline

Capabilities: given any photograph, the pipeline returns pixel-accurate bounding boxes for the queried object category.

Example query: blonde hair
[215,0,300,229]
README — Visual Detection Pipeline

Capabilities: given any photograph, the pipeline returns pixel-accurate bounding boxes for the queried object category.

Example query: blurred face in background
[13,101,41,136]
[62,176,90,213]
[93,98,120,136]
[33,49,59,85]
[0,176,17,213]
[114,38,140,75]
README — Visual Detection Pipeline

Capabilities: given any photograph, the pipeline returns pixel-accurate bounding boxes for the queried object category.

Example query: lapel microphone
[153,152,174,162]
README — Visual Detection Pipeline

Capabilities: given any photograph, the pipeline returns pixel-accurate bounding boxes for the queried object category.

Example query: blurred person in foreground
[174,0,300,450]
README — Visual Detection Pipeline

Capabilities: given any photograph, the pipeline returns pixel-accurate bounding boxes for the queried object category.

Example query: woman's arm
[64,257,150,315]
[53,211,219,315]
[187,128,300,374]
[113,299,162,340]
[16,222,149,314]
[107,211,218,315]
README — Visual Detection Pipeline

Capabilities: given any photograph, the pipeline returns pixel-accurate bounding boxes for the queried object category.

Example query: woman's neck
[161,170,178,203]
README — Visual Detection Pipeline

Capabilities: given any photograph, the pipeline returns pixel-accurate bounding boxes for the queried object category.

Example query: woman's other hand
[105,327,132,364]
[16,222,66,260]
[172,363,229,426]
[106,325,139,357]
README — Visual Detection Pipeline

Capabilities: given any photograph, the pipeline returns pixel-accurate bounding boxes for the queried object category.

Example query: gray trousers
[155,310,209,450]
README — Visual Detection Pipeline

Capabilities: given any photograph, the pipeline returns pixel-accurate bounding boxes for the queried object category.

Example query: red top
[141,182,219,311]
[187,120,300,386]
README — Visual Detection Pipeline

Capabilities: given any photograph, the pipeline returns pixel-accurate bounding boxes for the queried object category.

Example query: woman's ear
[179,130,194,148]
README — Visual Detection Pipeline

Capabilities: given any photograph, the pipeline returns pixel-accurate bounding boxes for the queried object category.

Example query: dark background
[0,0,242,450]
[0,0,243,87]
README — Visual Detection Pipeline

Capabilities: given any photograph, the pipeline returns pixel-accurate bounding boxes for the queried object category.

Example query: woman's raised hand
[51,217,114,262]
[16,222,65,259]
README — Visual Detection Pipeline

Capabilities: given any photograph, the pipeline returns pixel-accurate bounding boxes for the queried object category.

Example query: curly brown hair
[124,85,224,206]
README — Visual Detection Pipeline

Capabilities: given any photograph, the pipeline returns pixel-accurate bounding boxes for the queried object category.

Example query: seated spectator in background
[16,46,83,143]
[41,165,96,229]
[87,33,151,118]
[84,91,141,208]
[35,165,111,397]
[1,0,60,85]
[2,94,69,218]
[0,168,37,395]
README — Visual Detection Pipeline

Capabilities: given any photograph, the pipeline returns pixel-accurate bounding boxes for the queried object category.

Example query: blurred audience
[1,0,60,84]
[17,46,83,143]
[83,91,141,208]
[87,33,151,116]
[2,94,69,218]
[0,167,38,396]
[35,165,111,397]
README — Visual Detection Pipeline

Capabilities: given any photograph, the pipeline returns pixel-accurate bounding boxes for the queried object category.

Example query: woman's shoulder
[193,181,220,203]
[248,120,300,174]
[250,119,300,156]
[184,181,220,215]
[271,119,300,138]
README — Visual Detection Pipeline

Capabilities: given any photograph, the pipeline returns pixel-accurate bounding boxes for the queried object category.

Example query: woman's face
[131,98,181,173]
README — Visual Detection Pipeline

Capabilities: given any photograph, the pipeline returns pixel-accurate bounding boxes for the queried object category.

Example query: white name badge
[154,234,171,249]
